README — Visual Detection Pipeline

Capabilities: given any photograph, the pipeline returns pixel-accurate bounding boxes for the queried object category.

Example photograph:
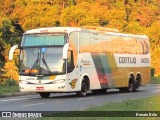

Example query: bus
[9,27,150,98]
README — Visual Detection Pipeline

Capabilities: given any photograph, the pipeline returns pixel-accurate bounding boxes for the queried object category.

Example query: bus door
[66,50,79,91]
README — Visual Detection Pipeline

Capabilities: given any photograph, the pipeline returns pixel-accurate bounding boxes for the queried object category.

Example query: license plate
[36,87,44,90]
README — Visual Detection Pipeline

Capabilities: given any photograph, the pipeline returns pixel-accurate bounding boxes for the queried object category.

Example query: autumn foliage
[0,0,160,83]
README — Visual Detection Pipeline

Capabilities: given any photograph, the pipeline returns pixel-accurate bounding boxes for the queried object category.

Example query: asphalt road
[0,84,160,112]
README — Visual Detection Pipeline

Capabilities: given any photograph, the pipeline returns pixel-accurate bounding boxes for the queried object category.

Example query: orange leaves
[151,48,160,76]
[136,6,157,27]
[1,60,19,82]
[0,42,19,83]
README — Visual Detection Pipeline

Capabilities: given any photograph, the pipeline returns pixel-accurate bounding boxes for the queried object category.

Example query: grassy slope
[39,95,160,120]
[0,86,19,95]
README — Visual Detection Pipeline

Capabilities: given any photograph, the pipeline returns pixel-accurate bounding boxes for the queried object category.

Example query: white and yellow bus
[9,27,150,98]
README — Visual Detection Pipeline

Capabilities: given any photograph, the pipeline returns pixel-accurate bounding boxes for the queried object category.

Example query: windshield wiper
[42,53,51,73]
[30,52,40,71]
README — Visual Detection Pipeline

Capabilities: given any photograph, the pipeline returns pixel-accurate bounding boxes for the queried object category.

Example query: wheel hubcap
[129,83,133,91]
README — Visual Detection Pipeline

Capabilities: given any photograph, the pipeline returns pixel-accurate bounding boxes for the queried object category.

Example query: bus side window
[67,51,74,73]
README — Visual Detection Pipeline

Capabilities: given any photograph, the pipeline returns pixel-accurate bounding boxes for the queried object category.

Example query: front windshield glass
[20,47,65,75]
[21,33,67,46]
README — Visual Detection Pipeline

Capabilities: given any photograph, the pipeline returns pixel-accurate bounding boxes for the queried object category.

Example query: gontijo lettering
[119,57,136,64]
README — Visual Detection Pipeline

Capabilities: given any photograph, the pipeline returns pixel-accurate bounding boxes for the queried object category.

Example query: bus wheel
[133,79,140,92]
[76,78,88,97]
[128,81,134,92]
[39,92,50,98]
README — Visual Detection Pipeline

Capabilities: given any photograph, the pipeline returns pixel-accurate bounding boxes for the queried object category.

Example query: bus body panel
[74,52,150,90]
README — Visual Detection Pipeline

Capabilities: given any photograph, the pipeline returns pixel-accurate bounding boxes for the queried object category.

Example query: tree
[0,0,15,17]
[0,43,19,83]
[0,19,23,45]
[146,21,160,49]
[60,4,89,26]
[0,18,22,83]
[0,38,7,67]
[124,22,145,33]
[1,60,19,83]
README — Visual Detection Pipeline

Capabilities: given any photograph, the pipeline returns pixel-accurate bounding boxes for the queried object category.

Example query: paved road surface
[0,84,160,111]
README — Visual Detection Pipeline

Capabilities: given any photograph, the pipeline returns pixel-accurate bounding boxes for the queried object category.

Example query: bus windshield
[21,33,67,46]
[20,47,65,75]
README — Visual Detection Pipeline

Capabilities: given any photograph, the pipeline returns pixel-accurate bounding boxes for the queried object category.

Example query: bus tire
[133,78,140,92]
[127,75,135,92]
[128,81,134,92]
[133,81,138,92]
[76,78,88,97]
[119,76,135,93]
[39,92,50,98]
[119,82,136,93]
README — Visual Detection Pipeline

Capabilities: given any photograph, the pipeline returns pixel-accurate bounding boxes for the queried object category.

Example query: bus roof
[25,27,82,34]
[105,32,148,39]
[25,27,149,39]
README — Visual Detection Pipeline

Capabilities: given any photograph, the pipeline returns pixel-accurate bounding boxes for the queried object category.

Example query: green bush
[151,76,160,84]
[1,79,18,87]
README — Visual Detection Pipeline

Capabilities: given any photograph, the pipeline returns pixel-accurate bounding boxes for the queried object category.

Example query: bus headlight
[52,79,65,84]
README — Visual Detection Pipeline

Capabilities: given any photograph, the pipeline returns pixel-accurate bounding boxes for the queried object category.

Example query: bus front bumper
[19,83,67,92]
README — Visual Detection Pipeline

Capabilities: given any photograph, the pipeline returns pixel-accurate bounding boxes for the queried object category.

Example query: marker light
[24,69,38,73]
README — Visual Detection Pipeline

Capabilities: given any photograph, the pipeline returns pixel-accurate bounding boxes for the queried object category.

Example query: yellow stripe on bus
[49,76,56,80]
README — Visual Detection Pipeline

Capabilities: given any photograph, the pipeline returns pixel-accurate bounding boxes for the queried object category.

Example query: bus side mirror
[9,45,18,60]
[63,43,69,59]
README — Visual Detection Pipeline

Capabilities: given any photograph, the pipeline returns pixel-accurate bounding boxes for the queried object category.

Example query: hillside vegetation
[0,0,160,83]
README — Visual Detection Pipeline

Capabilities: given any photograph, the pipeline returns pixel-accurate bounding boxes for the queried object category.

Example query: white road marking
[118,93,131,95]
[0,98,29,102]
[77,97,93,101]
[152,90,160,92]
[24,103,44,107]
